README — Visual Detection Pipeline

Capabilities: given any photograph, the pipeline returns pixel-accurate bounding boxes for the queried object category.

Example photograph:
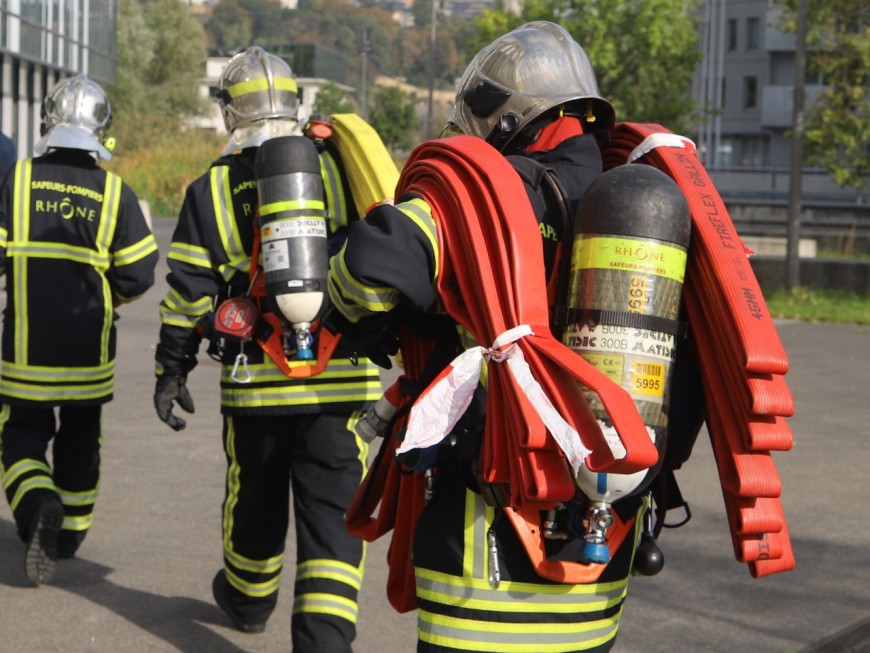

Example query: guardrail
[726,200,870,256]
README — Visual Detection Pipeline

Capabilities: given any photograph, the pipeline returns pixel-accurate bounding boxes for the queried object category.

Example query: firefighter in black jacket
[153,47,381,649]
[328,22,646,652]
[0,75,158,586]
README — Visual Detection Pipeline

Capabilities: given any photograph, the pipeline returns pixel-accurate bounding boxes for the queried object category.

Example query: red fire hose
[606,123,795,577]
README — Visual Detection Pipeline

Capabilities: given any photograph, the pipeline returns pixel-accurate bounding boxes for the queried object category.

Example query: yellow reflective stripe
[63,514,94,531]
[167,241,212,268]
[224,547,284,575]
[328,249,400,315]
[296,558,364,591]
[113,234,158,267]
[292,592,358,623]
[0,378,114,402]
[56,486,98,506]
[259,198,325,216]
[417,609,620,651]
[210,166,247,273]
[158,311,201,329]
[463,487,481,579]
[415,568,628,612]
[97,173,121,366]
[4,241,111,266]
[320,150,349,228]
[96,172,121,262]
[2,458,52,490]
[0,225,7,246]
[218,358,380,383]
[226,76,297,98]
[220,382,382,409]
[222,417,241,553]
[161,286,213,315]
[12,160,31,363]
[398,197,439,278]
[327,273,376,323]
[10,475,56,511]
[225,567,282,598]
[1,360,114,382]
[348,410,370,475]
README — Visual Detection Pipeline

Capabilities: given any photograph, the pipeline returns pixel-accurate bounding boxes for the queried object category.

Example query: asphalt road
[0,217,867,652]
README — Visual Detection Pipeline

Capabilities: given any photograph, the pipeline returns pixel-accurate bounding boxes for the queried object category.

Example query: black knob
[633,534,665,576]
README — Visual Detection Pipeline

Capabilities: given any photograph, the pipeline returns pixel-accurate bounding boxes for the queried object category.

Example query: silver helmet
[218,46,300,155]
[34,75,113,161]
[443,21,614,151]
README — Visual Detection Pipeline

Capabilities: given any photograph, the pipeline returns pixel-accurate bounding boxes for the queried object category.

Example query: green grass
[764,287,870,325]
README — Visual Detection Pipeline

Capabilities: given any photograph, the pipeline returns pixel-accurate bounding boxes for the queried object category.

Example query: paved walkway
[0,218,867,652]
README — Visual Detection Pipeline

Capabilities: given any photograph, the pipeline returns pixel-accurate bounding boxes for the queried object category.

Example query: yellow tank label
[572,236,687,283]
[630,361,666,397]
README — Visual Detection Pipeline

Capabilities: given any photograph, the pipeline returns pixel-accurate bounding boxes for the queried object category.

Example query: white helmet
[443,21,614,152]
[218,46,300,155]
[34,75,113,161]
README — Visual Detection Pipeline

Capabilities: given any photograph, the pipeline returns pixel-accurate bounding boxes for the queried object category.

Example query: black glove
[154,375,195,431]
[324,308,399,370]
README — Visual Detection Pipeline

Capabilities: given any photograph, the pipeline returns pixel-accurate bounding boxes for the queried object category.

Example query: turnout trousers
[0,404,102,557]
[412,476,642,653]
[220,412,367,652]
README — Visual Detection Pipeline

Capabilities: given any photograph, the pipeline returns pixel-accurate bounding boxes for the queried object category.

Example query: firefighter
[152,46,382,649]
[327,22,647,652]
[0,75,159,586]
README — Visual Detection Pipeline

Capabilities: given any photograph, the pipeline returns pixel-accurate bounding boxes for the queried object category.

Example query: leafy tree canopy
[368,85,419,152]
[313,81,357,115]
[778,0,870,190]
[470,0,703,132]
[110,0,208,151]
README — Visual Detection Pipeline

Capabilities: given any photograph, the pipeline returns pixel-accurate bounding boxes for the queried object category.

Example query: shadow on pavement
[0,517,249,653]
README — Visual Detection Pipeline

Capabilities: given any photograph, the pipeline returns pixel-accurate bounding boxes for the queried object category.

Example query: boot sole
[24,500,64,586]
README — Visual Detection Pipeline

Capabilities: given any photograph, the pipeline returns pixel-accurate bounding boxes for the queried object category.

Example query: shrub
[107,114,224,217]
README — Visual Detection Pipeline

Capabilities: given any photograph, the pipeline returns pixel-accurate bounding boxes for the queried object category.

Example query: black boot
[24,497,64,586]
[212,569,268,634]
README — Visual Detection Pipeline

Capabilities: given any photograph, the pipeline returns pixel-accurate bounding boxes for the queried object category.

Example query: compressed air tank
[254,135,329,359]
[565,163,690,429]
[563,163,691,563]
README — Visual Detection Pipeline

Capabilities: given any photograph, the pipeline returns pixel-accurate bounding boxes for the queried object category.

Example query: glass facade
[3,0,115,80]
[1,0,117,156]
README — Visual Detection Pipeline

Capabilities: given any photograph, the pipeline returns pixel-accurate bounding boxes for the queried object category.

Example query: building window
[746,17,759,50]
[743,76,757,109]
[727,19,737,51]
[739,137,765,167]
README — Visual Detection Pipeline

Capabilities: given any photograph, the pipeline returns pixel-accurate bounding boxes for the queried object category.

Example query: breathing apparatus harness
[345,121,795,615]
[200,115,342,382]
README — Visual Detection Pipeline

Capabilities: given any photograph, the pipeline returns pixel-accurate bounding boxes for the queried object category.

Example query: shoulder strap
[506,154,574,333]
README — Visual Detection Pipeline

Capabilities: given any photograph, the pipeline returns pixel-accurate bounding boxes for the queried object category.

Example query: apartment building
[692,0,860,201]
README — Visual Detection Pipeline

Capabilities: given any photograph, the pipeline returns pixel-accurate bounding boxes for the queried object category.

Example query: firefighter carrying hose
[327,22,704,652]
[0,75,159,586]
[152,47,382,649]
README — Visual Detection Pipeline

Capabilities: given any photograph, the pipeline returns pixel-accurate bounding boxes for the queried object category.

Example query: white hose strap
[397,324,591,475]
[627,133,697,164]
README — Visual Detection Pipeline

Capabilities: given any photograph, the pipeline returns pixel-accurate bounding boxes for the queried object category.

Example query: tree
[109,0,208,152]
[778,0,870,190]
[368,85,419,152]
[206,0,253,51]
[313,82,356,115]
[470,0,703,132]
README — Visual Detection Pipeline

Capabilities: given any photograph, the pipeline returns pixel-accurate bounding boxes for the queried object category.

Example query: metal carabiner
[231,352,252,384]
[487,528,501,589]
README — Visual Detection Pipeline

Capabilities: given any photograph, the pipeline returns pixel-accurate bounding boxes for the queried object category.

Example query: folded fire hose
[346,126,795,614]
